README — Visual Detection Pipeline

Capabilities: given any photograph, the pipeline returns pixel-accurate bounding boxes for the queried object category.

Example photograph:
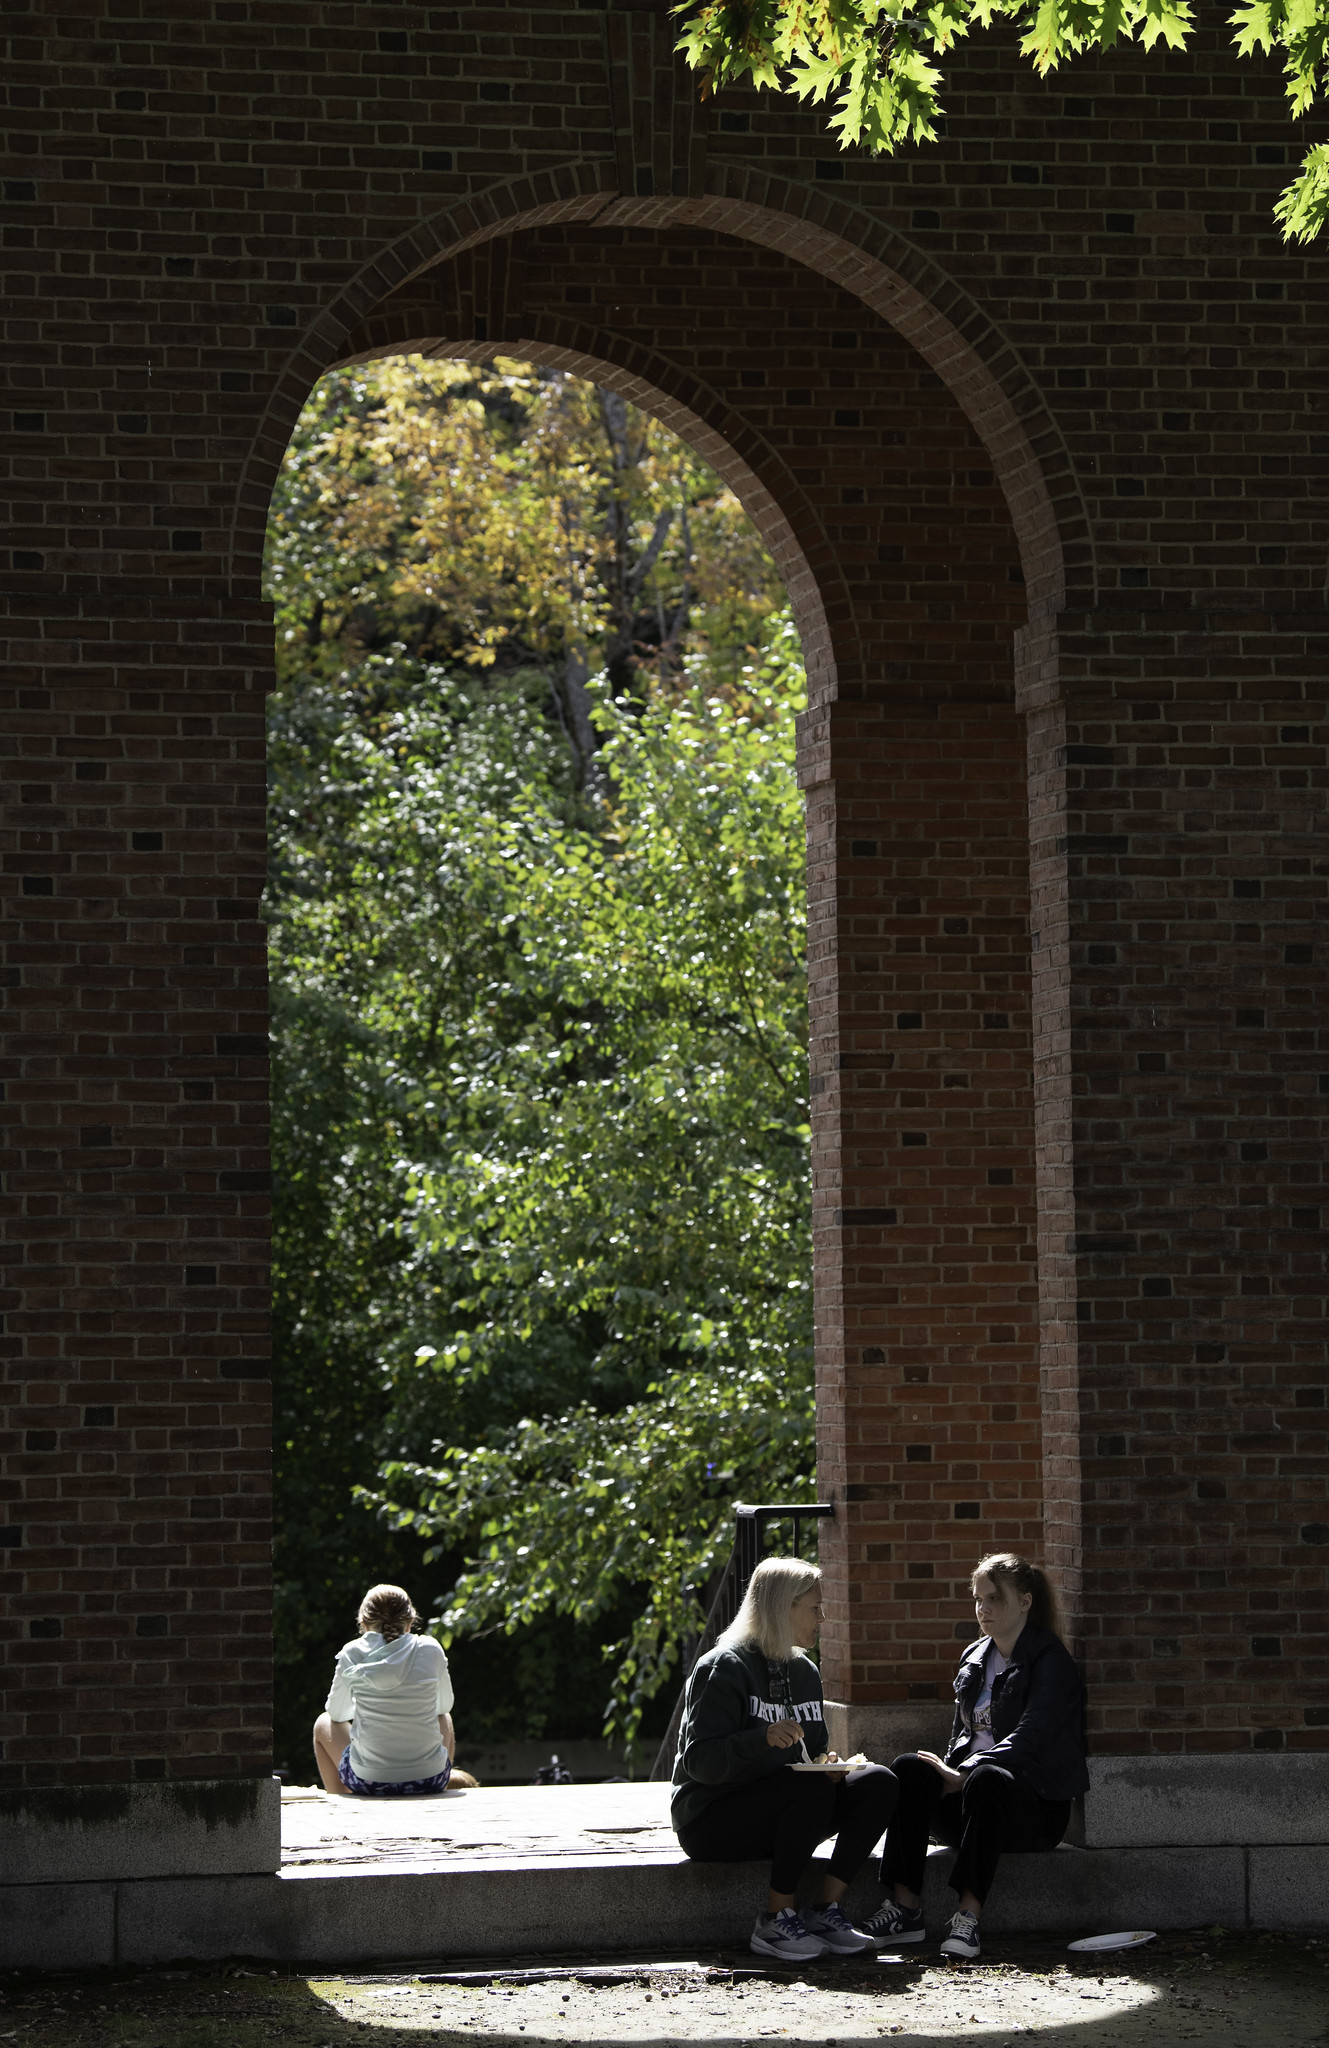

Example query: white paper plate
[1067,1931,1157,1953]
[790,1761,869,1773]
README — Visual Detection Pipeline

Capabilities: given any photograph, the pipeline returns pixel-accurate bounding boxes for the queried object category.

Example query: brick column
[807,690,1042,1749]
[1026,610,1329,1756]
[0,594,279,1872]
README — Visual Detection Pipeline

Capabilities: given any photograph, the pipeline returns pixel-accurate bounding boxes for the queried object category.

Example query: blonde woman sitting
[312,1583,456,1797]
[671,1557,899,1961]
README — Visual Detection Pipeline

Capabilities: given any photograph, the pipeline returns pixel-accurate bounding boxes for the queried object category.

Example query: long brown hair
[357,1583,421,1642]
[971,1552,1062,1639]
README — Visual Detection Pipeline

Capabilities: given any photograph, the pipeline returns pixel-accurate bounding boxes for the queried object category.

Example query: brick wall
[1029,653,1329,1753]
[2,2,1325,1786]
[807,696,1042,1707]
[0,616,275,1786]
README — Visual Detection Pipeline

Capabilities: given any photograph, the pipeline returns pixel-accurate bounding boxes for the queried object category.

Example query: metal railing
[647,1500,834,1782]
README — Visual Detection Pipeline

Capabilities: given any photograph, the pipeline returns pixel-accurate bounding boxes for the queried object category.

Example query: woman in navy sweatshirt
[862,1552,1089,1963]
[672,1557,899,1962]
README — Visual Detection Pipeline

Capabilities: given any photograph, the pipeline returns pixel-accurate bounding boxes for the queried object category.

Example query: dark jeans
[879,1753,1070,1907]
[678,1763,899,1898]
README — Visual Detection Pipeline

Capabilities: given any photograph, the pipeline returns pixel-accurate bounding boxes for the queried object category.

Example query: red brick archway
[7,8,1324,1871]
[248,199,1059,1732]
[232,170,1078,629]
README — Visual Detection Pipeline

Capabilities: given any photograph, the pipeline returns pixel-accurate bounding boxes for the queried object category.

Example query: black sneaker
[939,1908,981,1960]
[860,1898,926,1946]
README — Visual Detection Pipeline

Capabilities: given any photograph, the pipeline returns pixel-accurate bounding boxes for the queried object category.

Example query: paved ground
[3,1931,1326,2048]
[279,1782,680,1874]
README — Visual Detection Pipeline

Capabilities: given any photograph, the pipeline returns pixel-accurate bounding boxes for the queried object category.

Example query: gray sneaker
[750,1907,827,1962]
[940,1908,981,1960]
[800,1901,875,1954]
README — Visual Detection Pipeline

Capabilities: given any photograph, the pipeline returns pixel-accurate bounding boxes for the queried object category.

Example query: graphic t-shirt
[748,1658,825,1732]
[967,1645,1009,1754]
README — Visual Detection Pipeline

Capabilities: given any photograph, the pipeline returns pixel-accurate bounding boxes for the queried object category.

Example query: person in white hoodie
[312,1584,456,1796]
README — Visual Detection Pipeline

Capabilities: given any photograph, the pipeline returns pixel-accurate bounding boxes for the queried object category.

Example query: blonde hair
[717,1556,821,1661]
[971,1552,1062,1639]
[357,1583,421,1642]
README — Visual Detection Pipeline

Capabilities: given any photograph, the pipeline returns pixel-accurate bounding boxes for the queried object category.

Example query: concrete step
[3,1782,1326,1971]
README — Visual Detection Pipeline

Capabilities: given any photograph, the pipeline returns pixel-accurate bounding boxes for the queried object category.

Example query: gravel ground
[2,1931,1326,2048]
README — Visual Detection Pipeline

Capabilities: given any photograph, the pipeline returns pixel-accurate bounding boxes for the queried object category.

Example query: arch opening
[264,348,820,1773]
[259,199,1062,1751]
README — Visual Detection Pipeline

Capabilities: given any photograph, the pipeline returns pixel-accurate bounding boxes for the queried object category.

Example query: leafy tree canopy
[267,356,781,769]
[265,355,812,1764]
[359,635,814,1748]
[673,1,1329,241]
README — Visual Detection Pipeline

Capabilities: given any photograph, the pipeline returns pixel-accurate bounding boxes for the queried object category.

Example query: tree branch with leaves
[674,0,1329,241]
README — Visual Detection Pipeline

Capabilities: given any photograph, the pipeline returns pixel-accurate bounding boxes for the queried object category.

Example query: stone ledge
[1249,1844,1329,1927]
[825,1713,1329,1851]
[5,1841,1326,1972]
[1082,1753,1329,1848]
[824,1700,954,1761]
[0,1777,282,1883]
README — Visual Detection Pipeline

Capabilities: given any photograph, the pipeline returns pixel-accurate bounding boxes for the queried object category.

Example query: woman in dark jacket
[862,1552,1088,1963]
[673,1557,899,1963]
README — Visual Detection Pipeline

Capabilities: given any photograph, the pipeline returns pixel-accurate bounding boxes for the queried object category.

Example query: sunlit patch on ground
[2,1934,1327,2048]
[303,1935,1329,2046]
[313,1961,1164,2041]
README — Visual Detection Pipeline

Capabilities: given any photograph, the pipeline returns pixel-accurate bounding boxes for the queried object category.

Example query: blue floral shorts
[338,1747,452,1797]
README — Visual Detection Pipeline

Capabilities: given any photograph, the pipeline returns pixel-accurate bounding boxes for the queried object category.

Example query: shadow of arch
[232,162,1084,666]
[328,323,844,705]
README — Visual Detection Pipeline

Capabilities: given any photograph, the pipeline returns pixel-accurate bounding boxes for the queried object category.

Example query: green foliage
[265,357,811,1767]
[674,0,1329,241]
[265,355,783,698]
[362,631,814,1748]
[266,660,567,1764]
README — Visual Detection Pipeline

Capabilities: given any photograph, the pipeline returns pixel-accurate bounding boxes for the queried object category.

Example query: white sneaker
[801,1901,875,1954]
[940,1908,981,1960]
[750,1907,828,1961]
